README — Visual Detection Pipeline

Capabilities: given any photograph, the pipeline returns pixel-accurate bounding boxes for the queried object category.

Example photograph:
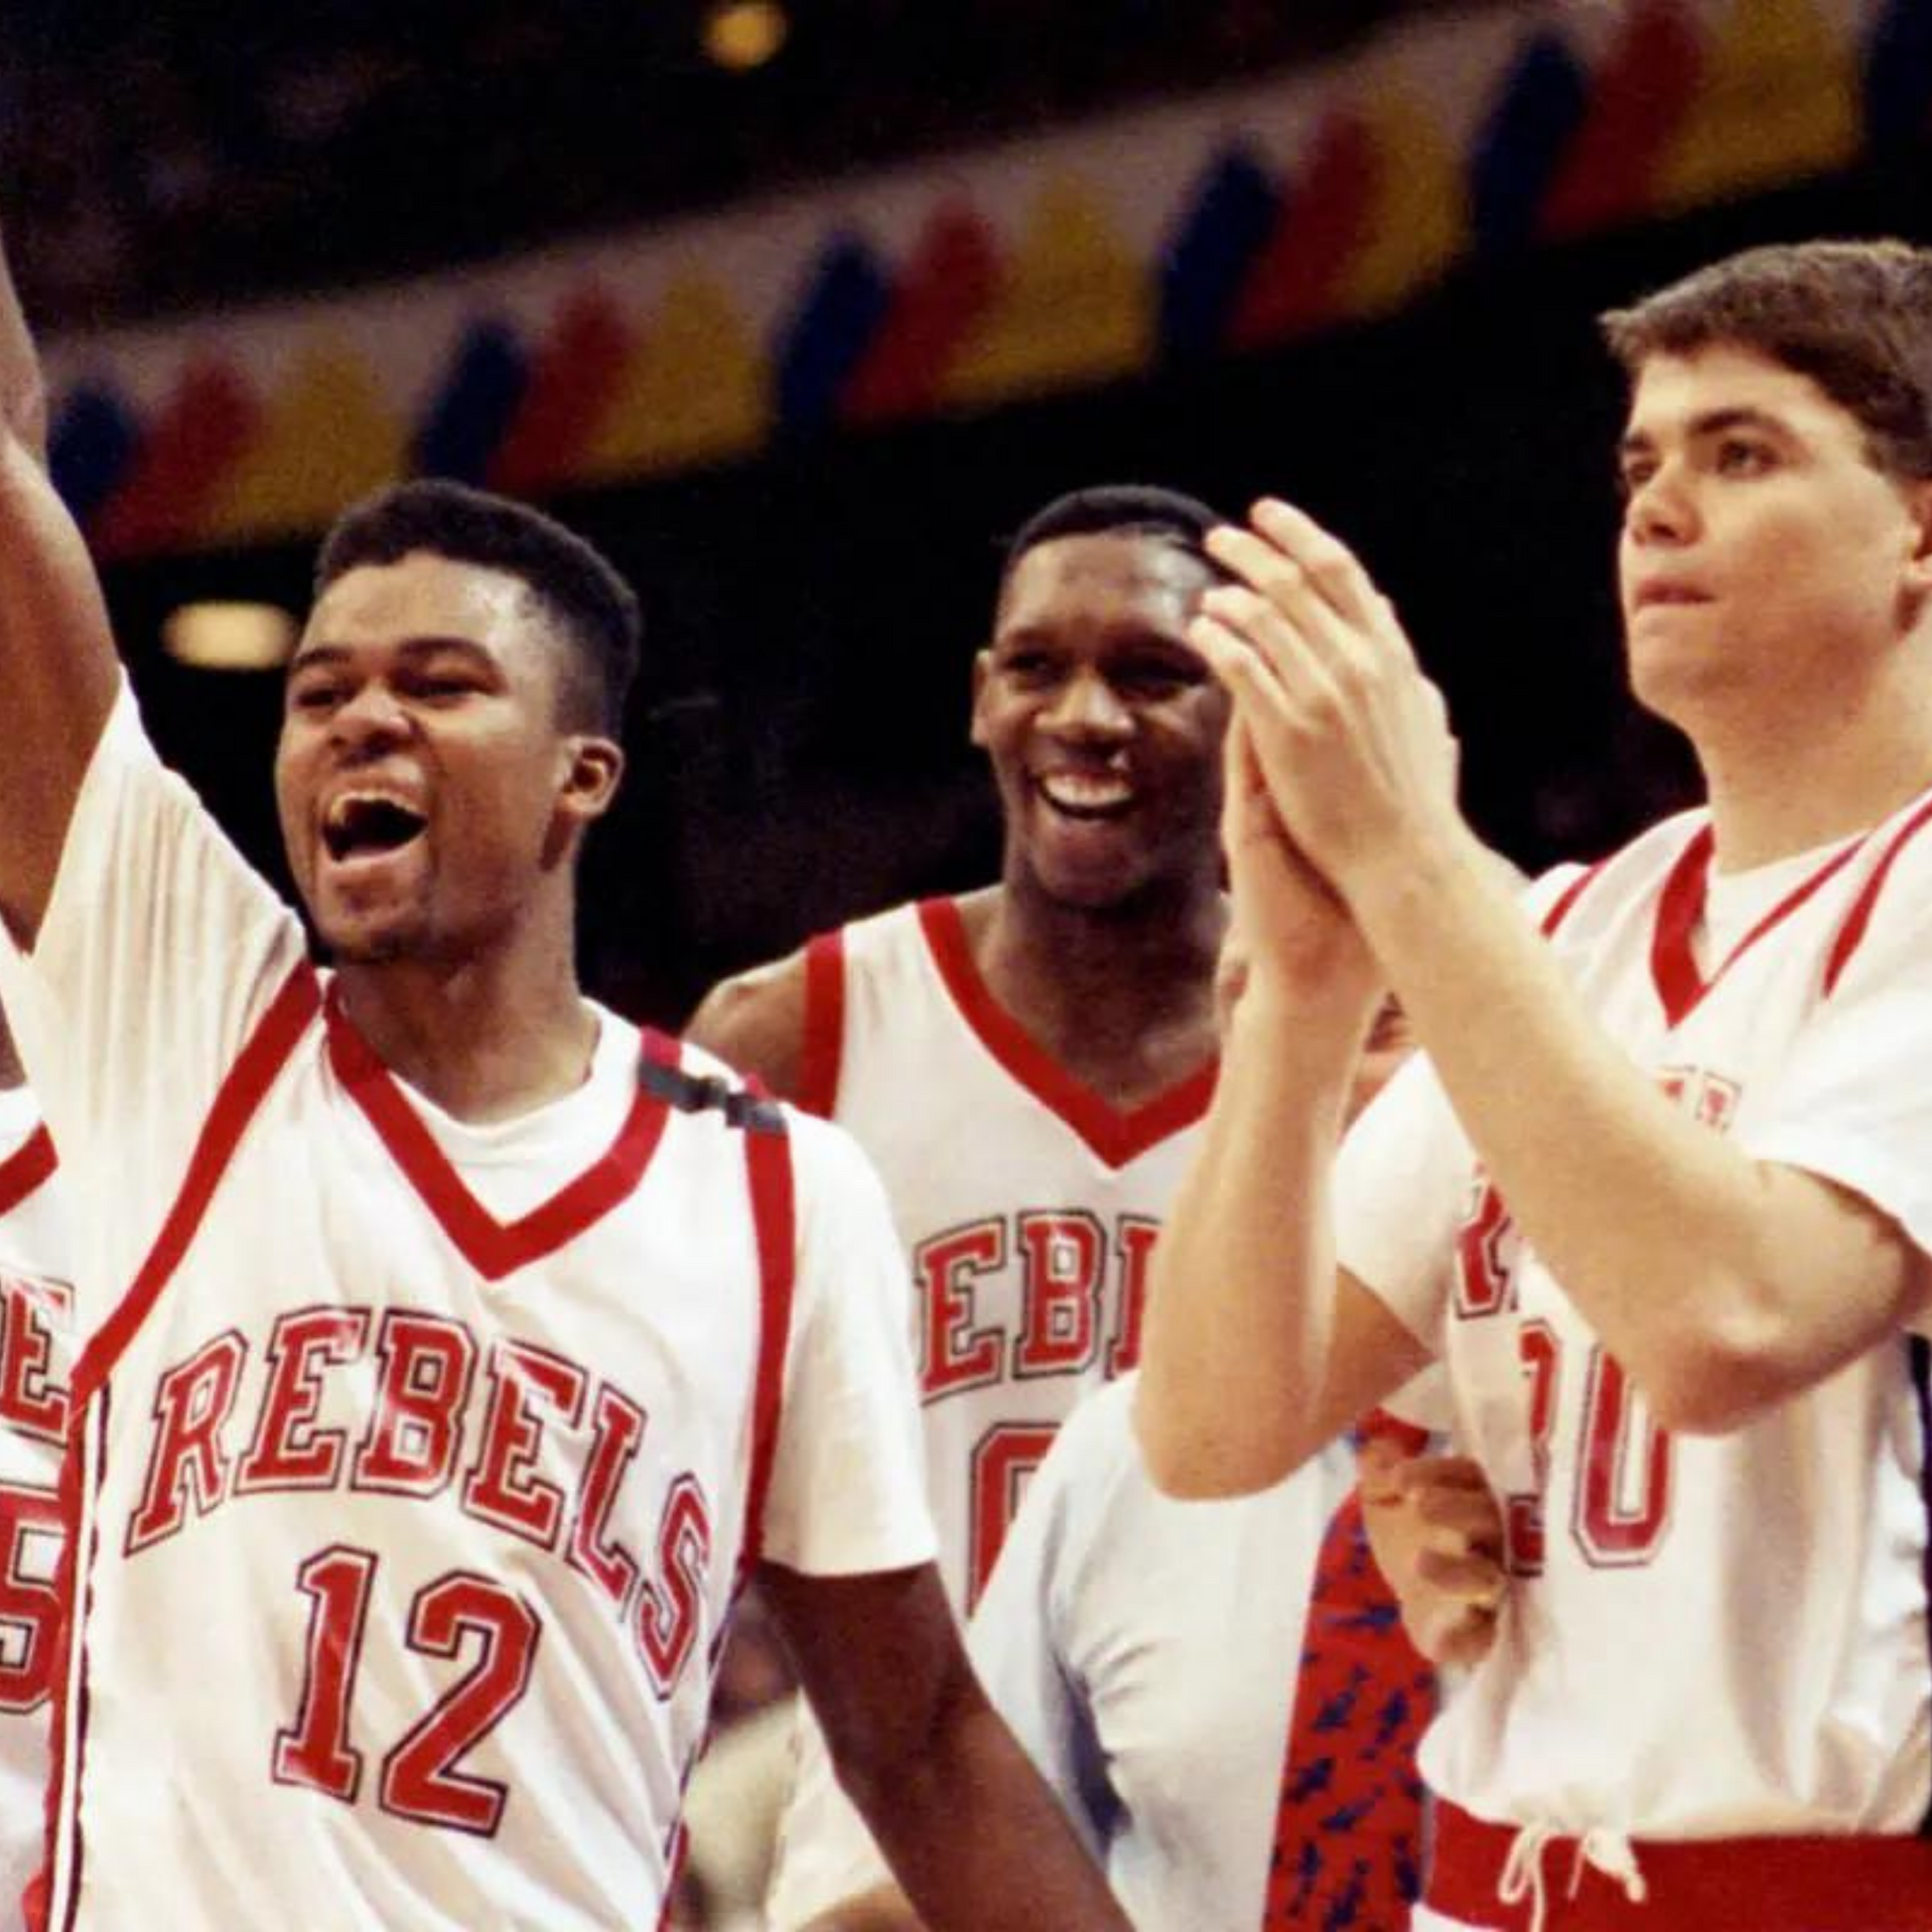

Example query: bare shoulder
[683,948,811,1100]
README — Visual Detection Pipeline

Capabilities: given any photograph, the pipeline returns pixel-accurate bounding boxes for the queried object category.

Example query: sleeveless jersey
[1,688,932,1931]
[0,1095,69,1922]
[1335,793,1932,1841]
[764,895,1214,1929]
[798,896,1215,1610]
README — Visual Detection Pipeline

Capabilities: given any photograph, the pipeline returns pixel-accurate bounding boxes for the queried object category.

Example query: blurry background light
[702,0,788,72]
[163,601,299,671]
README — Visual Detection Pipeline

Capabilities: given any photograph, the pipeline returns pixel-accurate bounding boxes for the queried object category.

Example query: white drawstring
[1497,1820,1648,1931]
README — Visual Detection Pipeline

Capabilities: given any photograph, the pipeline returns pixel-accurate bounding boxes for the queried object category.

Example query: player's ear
[556,734,624,828]
[1898,480,1932,618]
[968,648,993,749]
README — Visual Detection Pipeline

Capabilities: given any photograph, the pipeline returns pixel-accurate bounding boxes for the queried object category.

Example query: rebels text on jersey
[0,689,931,1932]
[798,897,1213,1610]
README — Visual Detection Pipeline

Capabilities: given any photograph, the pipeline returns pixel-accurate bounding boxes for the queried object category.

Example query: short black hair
[1001,483,1231,596]
[315,479,642,733]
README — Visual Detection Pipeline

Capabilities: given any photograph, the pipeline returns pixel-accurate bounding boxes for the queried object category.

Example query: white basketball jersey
[799,897,1214,1611]
[0,687,932,1931]
[763,897,1213,1930]
[1337,793,1932,1839]
[0,1093,69,1923]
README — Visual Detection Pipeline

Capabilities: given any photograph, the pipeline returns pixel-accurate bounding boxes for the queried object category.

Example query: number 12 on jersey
[275,1547,541,1837]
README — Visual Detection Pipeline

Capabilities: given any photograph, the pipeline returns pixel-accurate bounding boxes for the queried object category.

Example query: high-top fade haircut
[1000,483,1234,604]
[1600,238,1932,483]
[315,479,643,735]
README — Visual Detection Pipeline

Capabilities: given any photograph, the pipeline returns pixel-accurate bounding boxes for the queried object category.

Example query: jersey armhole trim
[797,931,845,1120]
[1824,790,1932,998]
[1539,860,1606,937]
[738,1121,798,1575]
[0,1125,57,1218]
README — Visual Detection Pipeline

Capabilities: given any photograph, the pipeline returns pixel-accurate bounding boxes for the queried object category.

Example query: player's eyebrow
[1618,405,1794,462]
[286,634,499,677]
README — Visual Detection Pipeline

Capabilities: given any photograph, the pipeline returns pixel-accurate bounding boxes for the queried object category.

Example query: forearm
[1353,827,1916,1428]
[0,218,120,940]
[848,1695,1124,1932]
[0,438,120,932]
[1136,976,1367,1495]
[0,219,46,460]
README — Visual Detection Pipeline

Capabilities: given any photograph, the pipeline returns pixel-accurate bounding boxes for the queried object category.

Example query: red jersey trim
[737,1118,796,1573]
[1651,823,1867,1029]
[915,897,1216,1170]
[71,963,322,1410]
[53,965,323,1911]
[326,994,676,1284]
[42,1390,107,1932]
[1539,861,1607,937]
[1429,1796,1932,1929]
[1355,1407,1433,1457]
[796,931,846,1119]
[1823,789,1932,997]
[0,1126,56,1218]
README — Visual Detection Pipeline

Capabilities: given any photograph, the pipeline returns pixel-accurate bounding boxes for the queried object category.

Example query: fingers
[1395,1454,1500,1499]
[1190,602,1331,724]
[1207,497,1418,669]
[1427,1603,1501,1670]
[1193,611,1333,862]
[1414,1545,1508,1607]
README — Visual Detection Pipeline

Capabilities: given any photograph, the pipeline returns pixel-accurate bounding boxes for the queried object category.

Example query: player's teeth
[1041,774,1131,809]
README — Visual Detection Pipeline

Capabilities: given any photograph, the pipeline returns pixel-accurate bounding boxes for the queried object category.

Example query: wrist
[1229,962,1381,1057]
[1344,818,1484,950]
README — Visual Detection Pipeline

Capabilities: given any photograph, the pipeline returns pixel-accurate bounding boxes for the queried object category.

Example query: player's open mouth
[1035,771,1135,821]
[322,790,430,865]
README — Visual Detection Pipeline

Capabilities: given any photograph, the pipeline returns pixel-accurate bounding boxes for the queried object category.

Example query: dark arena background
[16,0,1932,1025]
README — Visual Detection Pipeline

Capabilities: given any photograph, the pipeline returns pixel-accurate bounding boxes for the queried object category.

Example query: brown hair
[1600,239,1932,481]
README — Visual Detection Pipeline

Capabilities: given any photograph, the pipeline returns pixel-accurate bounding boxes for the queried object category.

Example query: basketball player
[0,1007,70,1924]
[0,215,1128,1930]
[688,483,1233,1615]
[1137,239,1932,1929]
[692,488,1438,1930]
[687,485,1229,1926]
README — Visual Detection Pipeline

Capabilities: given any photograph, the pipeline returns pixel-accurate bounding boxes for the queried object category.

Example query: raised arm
[1198,499,1929,1434]
[759,1561,1126,1932]
[1134,718,1430,1496]
[684,949,808,1099]
[0,213,121,944]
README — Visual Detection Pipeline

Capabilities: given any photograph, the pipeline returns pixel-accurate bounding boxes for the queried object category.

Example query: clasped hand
[1194,499,1459,984]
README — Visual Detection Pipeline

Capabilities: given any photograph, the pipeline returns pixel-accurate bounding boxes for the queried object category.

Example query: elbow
[1131,1381,1294,1499]
[11,381,45,470]
[0,376,47,473]
[1633,1284,1800,1436]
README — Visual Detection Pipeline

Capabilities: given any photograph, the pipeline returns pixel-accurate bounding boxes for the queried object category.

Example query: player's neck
[1696,657,1932,871]
[968,875,1226,1105]
[333,937,598,1125]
